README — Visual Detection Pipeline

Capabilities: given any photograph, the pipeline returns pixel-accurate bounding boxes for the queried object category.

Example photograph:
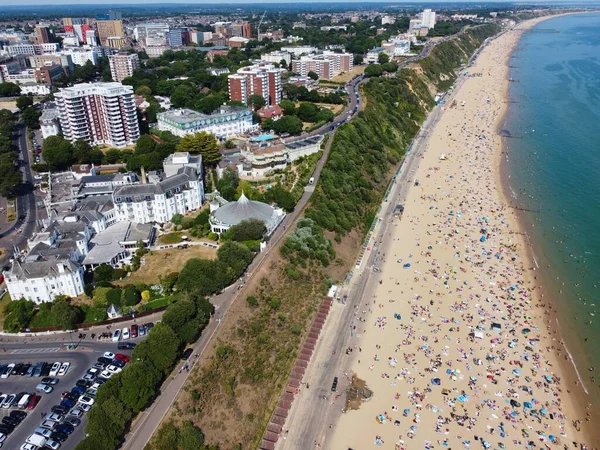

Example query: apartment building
[30,54,74,72]
[157,106,257,139]
[55,82,140,148]
[34,25,51,44]
[96,19,124,46]
[292,57,333,80]
[261,51,291,66]
[322,51,353,73]
[134,23,169,47]
[109,53,140,82]
[34,64,65,85]
[228,63,283,105]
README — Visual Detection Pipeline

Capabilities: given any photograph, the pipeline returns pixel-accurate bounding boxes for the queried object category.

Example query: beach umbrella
[510,400,521,407]
[403,263,411,268]
[524,402,532,409]
[480,236,487,242]
[522,328,531,335]
[549,435,557,443]
[403,409,410,416]
[431,378,441,386]
[540,408,548,415]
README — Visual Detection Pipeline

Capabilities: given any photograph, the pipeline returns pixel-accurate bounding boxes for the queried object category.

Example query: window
[34,288,38,293]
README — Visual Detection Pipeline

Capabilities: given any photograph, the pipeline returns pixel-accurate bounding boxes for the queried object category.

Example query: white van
[26,433,47,447]
[17,393,31,409]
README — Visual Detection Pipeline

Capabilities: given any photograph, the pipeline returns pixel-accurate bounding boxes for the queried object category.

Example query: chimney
[57,263,65,274]
[140,166,147,184]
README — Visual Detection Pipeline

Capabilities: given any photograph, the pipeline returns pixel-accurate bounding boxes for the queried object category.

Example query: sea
[505,12,600,404]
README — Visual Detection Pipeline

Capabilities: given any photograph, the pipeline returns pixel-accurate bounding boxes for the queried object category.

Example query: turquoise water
[505,13,600,400]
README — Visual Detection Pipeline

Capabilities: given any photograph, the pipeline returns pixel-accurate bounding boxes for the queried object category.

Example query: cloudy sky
[0,0,540,4]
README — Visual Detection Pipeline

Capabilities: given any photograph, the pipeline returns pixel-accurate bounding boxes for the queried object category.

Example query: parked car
[10,410,27,420]
[117,342,136,350]
[40,420,57,431]
[34,427,53,438]
[47,413,64,423]
[63,417,81,427]
[59,398,74,409]
[68,408,83,418]
[49,362,61,377]
[130,324,138,338]
[182,348,194,360]
[41,377,59,385]
[2,394,16,408]
[50,405,68,415]
[121,328,130,340]
[139,325,147,336]
[115,353,130,363]
[103,352,115,360]
[55,423,73,435]
[27,394,41,409]
[112,329,121,342]
[57,363,70,376]
[45,439,61,450]
[97,356,112,365]
[1,363,15,378]
[0,395,7,406]
[50,431,68,443]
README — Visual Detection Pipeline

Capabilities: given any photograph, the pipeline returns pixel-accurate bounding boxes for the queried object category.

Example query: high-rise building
[228,63,283,106]
[109,53,140,82]
[322,51,354,74]
[231,21,252,38]
[85,29,98,46]
[419,9,437,29]
[34,25,50,44]
[55,82,140,148]
[35,64,65,85]
[96,20,124,46]
[167,28,185,48]
[134,23,169,47]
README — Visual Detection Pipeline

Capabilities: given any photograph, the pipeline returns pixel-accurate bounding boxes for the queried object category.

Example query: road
[0,123,39,267]
[276,32,501,450]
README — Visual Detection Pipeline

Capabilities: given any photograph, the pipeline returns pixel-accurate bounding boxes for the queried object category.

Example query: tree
[297,102,320,123]
[364,64,383,78]
[216,241,253,277]
[133,323,180,373]
[42,135,74,171]
[3,299,35,332]
[162,298,202,344]
[0,82,20,97]
[378,52,390,64]
[121,287,141,307]
[152,421,180,450]
[135,134,157,155]
[307,70,319,80]
[176,132,221,164]
[247,94,266,110]
[195,94,224,114]
[353,54,364,65]
[272,115,303,135]
[72,139,93,163]
[16,96,33,110]
[119,360,161,412]
[93,264,114,283]
[279,59,288,70]
[51,297,82,330]
[178,422,206,449]
[135,85,152,96]
[279,99,296,116]
[224,218,266,241]
[21,106,41,129]
[176,258,226,295]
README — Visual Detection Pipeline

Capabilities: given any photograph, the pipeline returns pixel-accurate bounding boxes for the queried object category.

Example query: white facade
[55,82,140,148]
[420,9,437,29]
[7,44,36,56]
[62,49,98,66]
[5,262,85,304]
[41,108,61,139]
[19,83,51,96]
[157,106,257,139]
[261,51,291,66]
[281,46,318,57]
[112,153,205,224]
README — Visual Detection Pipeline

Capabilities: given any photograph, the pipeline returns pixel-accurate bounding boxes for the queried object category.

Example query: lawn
[159,232,184,245]
[115,245,217,286]
[0,292,11,330]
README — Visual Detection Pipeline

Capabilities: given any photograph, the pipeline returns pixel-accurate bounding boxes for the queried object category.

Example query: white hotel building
[157,106,257,139]
[55,82,140,148]
[112,152,205,224]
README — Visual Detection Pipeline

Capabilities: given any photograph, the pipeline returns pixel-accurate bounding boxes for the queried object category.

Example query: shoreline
[327,15,595,450]
[498,12,599,443]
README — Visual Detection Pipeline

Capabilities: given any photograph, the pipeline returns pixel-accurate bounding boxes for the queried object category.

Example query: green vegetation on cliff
[418,24,501,90]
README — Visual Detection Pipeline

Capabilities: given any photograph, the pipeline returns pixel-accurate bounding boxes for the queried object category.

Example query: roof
[113,166,199,199]
[211,193,275,227]
[83,221,153,266]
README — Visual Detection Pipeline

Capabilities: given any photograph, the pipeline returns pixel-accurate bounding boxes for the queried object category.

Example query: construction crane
[257,10,266,39]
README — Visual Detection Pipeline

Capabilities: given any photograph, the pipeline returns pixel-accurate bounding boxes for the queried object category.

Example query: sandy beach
[328,17,596,450]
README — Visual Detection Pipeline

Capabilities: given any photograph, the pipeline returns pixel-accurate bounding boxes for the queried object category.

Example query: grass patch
[139,297,169,311]
[0,292,11,330]
[81,305,108,323]
[159,232,184,245]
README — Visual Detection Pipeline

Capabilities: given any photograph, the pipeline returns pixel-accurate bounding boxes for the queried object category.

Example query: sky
[0,0,553,4]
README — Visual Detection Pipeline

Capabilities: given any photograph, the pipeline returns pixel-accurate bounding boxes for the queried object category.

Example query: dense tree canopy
[176,131,221,164]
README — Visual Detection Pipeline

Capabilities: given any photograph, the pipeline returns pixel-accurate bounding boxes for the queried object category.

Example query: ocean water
[505,13,600,400]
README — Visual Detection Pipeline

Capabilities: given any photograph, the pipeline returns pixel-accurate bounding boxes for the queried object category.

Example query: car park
[78,396,94,407]
[25,365,35,377]
[33,362,45,377]
[18,393,32,409]
[37,384,53,394]
[130,324,138,338]
[97,356,112,366]
[21,443,37,450]
[102,352,115,360]
[0,423,14,434]
[26,433,47,447]
[139,325,147,336]
[79,403,91,412]
[106,365,121,374]
[115,353,130,363]
[59,398,74,409]
[112,329,121,342]
[75,379,90,388]
[41,377,59,385]
[3,416,20,427]
[47,413,64,423]
[121,328,130,340]
[49,362,61,377]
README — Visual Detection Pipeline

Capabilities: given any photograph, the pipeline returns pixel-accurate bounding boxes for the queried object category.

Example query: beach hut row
[259,296,334,450]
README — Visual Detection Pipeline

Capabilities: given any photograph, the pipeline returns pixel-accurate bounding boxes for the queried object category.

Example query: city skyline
[0,0,577,5]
